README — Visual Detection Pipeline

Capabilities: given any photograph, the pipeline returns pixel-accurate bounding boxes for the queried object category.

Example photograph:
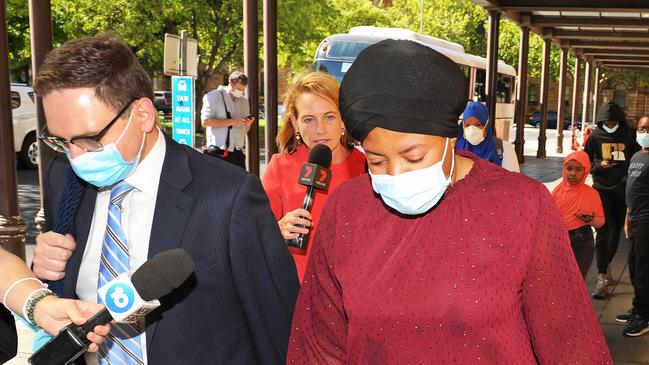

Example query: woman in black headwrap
[286,39,612,364]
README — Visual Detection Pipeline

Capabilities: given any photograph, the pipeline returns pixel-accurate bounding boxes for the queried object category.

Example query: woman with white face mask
[287,40,612,364]
[455,101,520,173]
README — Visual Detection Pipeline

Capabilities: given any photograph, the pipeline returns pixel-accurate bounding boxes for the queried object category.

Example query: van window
[11,91,20,109]
[326,41,372,59]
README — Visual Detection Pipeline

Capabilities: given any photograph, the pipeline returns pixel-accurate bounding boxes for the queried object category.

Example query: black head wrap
[339,39,468,142]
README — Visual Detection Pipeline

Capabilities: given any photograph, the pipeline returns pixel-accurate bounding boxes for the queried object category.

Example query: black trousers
[629,219,649,320]
[595,188,627,274]
[204,146,246,169]
[568,226,595,279]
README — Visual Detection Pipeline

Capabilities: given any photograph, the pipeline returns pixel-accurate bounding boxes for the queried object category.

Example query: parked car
[154,91,172,115]
[526,111,581,130]
[11,84,38,169]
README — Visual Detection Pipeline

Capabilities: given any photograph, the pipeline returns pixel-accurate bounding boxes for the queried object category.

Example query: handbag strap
[220,91,232,149]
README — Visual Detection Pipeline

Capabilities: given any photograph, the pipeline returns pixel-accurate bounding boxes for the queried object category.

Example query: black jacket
[0,306,17,363]
[45,134,300,364]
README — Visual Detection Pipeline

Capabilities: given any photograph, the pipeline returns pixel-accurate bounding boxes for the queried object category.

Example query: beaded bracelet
[24,288,56,327]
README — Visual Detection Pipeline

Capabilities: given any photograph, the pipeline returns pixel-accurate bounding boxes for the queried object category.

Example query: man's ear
[136,98,157,133]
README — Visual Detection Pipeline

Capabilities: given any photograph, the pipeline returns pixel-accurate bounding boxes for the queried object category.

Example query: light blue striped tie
[97,182,144,365]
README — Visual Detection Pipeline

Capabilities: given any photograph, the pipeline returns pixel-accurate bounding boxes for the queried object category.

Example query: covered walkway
[472,0,649,163]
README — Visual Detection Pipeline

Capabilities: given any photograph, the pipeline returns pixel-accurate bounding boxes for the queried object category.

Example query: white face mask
[230,88,245,98]
[464,125,485,145]
[369,138,454,215]
[637,132,649,148]
[603,123,619,134]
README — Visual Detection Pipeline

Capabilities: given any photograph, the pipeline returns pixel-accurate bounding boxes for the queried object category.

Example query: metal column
[536,37,551,159]
[29,0,55,233]
[556,48,568,154]
[582,61,592,132]
[485,10,501,130]
[592,66,601,124]
[513,26,529,164]
[244,0,259,175]
[570,56,581,150]
[263,0,278,163]
[0,0,26,258]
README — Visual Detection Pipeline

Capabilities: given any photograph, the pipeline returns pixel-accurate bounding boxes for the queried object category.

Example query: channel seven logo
[105,283,135,313]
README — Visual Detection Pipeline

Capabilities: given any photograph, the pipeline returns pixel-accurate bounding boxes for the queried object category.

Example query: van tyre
[19,132,38,170]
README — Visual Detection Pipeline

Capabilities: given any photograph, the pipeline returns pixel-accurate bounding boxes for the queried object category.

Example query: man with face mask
[201,71,254,168]
[31,36,298,365]
[585,101,641,299]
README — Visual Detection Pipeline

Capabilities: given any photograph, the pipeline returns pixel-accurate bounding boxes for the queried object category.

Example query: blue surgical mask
[66,109,145,187]
[637,132,649,148]
[369,138,455,215]
[603,123,619,134]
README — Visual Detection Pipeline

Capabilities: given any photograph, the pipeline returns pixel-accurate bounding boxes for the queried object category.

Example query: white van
[11,83,38,169]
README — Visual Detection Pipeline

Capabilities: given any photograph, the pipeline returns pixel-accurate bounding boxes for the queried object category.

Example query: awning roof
[471,0,649,72]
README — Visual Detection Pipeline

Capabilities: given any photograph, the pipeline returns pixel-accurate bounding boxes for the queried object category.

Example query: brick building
[526,76,649,126]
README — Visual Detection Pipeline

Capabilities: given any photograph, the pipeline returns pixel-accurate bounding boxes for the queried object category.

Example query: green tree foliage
[7,0,32,83]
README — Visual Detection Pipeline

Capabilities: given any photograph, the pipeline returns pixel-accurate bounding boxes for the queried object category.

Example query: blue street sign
[172,76,194,147]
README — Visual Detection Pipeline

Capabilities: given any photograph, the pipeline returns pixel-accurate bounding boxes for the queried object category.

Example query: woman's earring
[341,128,346,136]
[296,131,301,143]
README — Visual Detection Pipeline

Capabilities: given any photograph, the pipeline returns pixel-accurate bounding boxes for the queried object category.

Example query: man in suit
[31,35,299,364]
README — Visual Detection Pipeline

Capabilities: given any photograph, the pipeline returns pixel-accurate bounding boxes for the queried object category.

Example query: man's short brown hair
[33,35,154,112]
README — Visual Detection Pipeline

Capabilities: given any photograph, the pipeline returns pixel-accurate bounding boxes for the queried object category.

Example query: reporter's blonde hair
[277,72,355,153]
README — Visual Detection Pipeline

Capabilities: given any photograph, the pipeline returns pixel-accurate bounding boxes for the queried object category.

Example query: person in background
[616,116,649,337]
[585,101,640,299]
[0,247,109,361]
[551,151,605,278]
[262,72,366,283]
[201,71,254,168]
[286,39,611,364]
[455,101,520,172]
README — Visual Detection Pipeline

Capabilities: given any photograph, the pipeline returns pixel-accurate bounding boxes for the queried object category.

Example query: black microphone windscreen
[308,144,332,168]
[131,249,195,301]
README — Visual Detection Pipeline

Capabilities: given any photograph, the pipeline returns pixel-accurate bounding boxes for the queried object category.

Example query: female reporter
[286,40,612,364]
[262,72,366,282]
[0,247,109,354]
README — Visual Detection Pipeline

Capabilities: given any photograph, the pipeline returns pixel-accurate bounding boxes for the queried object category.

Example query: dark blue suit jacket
[44,134,299,364]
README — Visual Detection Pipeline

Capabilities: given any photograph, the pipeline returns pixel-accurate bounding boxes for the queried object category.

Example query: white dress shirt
[77,130,166,365]
[201,86,249,151]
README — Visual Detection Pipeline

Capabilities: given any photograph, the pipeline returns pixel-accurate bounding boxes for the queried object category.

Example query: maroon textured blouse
[287,152,612,364]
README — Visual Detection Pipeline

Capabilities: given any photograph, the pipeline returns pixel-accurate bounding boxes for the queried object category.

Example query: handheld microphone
[287,144,332,250]
[29,249,195,365]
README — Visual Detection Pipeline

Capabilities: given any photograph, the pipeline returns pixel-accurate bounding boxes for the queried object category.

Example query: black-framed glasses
[38,99,137,153]
[638,126,649,133]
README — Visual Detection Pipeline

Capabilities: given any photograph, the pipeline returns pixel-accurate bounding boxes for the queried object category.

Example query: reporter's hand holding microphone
[0,247,110,353]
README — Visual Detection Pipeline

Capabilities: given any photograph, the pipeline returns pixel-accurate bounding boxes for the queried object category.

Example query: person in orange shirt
[552,151,605,278]
[262,72,366,282]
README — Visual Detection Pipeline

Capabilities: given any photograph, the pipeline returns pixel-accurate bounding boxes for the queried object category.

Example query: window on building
[528,84,539,107]
[613,83,627,108]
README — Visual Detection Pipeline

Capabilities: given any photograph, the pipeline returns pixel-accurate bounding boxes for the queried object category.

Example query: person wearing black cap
[585,101,640,299]
[286,39,612,364]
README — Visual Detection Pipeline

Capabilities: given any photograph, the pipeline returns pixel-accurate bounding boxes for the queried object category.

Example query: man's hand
[33,232,76,281]
[278,209,312,240]
[33,297,110,352]
[244,116,255,133]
